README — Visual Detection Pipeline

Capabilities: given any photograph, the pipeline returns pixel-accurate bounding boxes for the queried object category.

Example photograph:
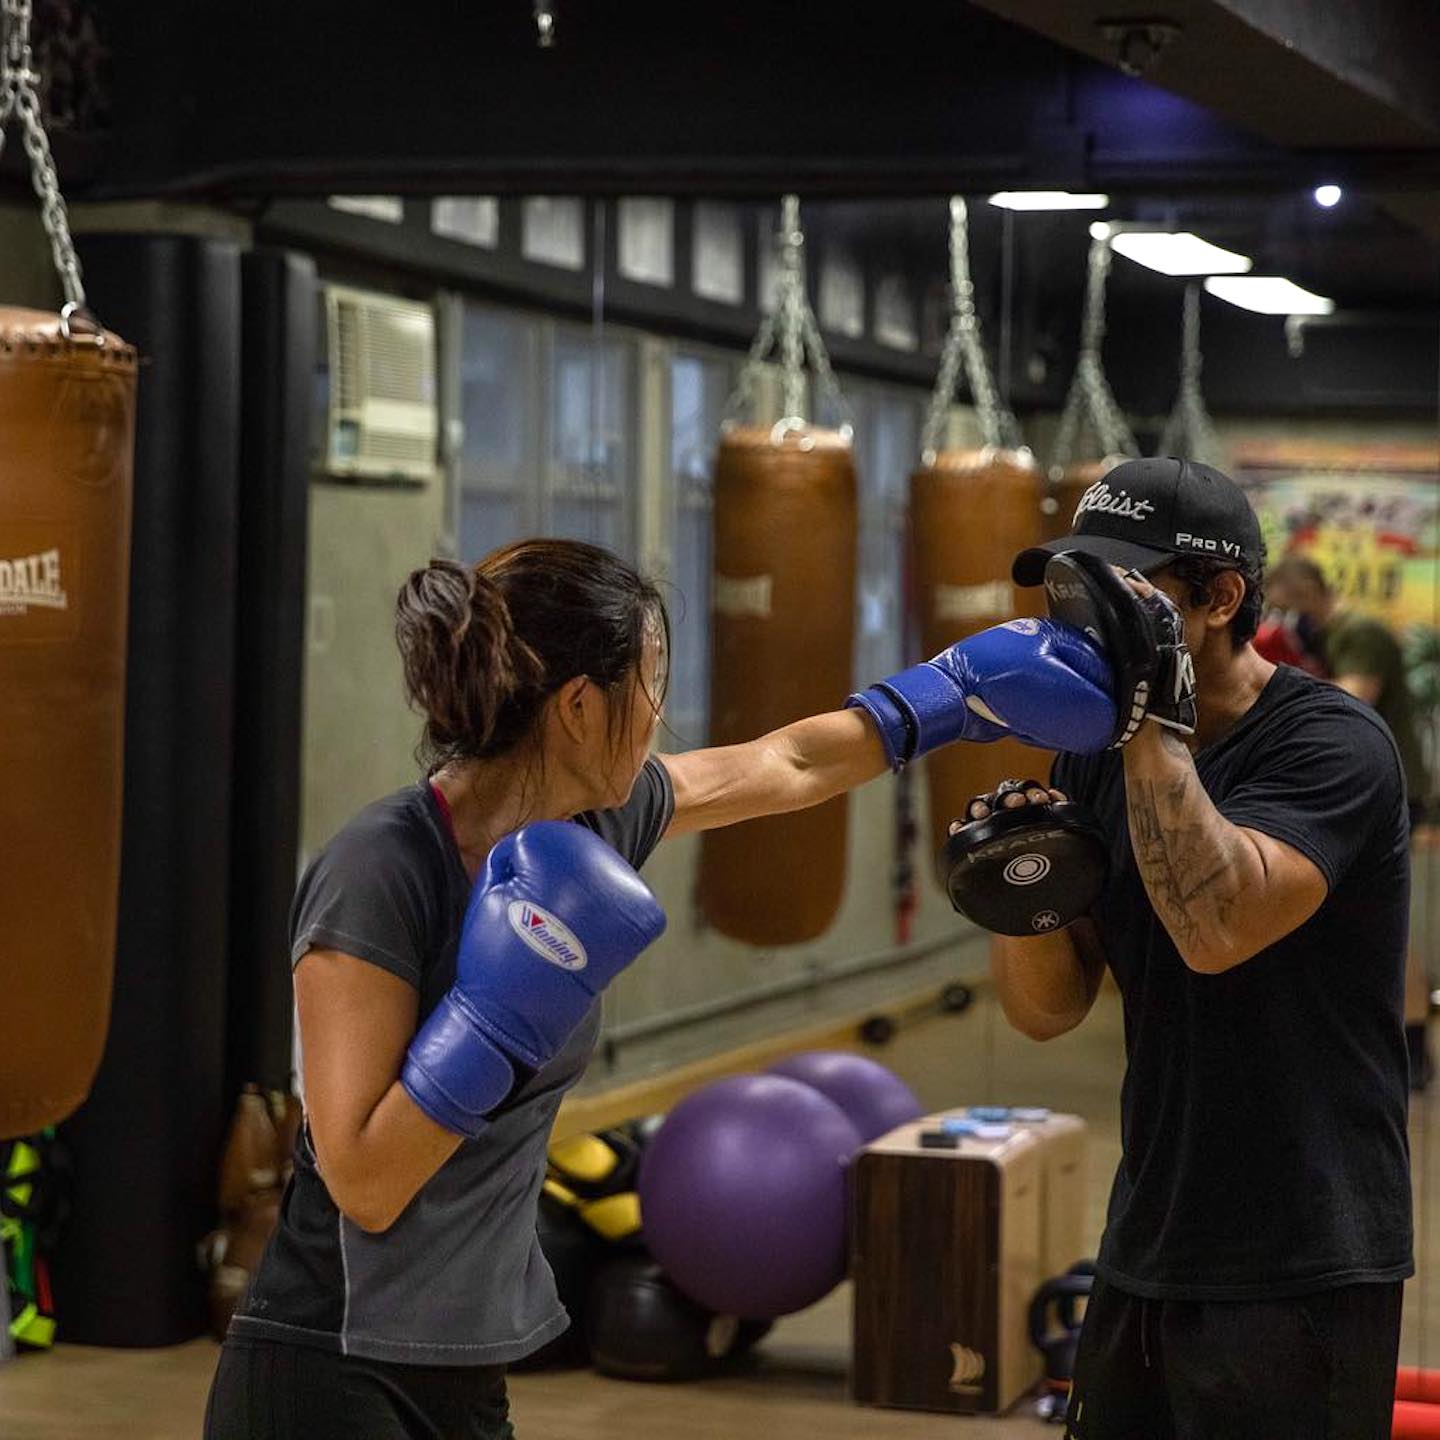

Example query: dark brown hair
[1165,546,1267,648]
[395,539,670,771]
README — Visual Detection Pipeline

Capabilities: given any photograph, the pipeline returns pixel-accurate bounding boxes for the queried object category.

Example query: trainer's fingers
[1002,791,1029,808]
[1025,787,1049,805]
[969,799,992,820]
[1048,788,1068,803]
[1120,566,1156,599]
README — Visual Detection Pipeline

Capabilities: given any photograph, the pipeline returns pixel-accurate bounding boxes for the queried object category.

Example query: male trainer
[980,458,1412,1438]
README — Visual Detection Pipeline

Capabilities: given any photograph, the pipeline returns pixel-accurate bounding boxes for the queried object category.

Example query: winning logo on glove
[507,901,589,971]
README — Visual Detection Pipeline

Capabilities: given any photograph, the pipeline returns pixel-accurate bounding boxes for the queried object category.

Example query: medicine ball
[586,1254,743,1382]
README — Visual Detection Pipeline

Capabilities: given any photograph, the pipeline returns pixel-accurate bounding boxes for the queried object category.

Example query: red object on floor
[1398,1370,1440,1404]
[1394,1399,1440,1438]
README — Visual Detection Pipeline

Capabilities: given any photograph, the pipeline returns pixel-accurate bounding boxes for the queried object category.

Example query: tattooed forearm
[1123,728,1255,963]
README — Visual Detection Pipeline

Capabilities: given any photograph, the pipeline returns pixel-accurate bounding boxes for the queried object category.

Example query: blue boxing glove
[847,618,1117,770]
[402,822,666,1138]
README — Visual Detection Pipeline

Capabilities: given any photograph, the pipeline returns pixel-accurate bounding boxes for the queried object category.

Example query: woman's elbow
[324,1169,405,1234]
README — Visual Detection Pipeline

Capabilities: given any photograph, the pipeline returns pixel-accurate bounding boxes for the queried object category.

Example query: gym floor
[2,982,1436,1439]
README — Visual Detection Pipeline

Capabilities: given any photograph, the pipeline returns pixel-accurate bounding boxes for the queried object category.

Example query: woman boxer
[204,537,1112,1440]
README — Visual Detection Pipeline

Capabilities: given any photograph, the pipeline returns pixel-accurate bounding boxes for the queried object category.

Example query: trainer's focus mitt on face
[1042,550,1196,746]
[941,779,1108,936]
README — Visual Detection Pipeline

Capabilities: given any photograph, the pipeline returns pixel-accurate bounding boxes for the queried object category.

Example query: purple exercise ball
[637,1074,862,1319]
[766,1050,923,1144]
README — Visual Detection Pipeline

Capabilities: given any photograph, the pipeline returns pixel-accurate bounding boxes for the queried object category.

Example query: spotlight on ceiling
[987,192,1111,211]
[1203,276,1335,316]
[1109,231,1252,277]
[1313,184,1343,209]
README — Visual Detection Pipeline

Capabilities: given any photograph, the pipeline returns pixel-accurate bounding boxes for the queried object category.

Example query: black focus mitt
[940,780,1107,936]
[1042,550,1196,746]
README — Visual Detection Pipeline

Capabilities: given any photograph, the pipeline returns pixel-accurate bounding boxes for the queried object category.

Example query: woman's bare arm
[295,949,463,1233]
[661,709,889,838]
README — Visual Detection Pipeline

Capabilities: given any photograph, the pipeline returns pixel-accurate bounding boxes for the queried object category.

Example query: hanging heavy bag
[698,422,858,945]
[910,448,1046,857]
[0,311,137,1139]
[0,12,138,1139]
[908,200,1047,857]
[698,197,860,947]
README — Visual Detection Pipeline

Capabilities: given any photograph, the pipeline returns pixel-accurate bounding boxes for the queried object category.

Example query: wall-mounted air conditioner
[323,285,438,484]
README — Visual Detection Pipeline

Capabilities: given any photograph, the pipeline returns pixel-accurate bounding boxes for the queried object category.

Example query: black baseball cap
[1012,457,1264,587]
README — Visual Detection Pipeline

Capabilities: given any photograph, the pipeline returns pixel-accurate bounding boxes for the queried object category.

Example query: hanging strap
[921,197,1024,461]
[0,0,95,332]
[724,194,853,435]
[1048,231,1138,475]
[1158,285,1225,467]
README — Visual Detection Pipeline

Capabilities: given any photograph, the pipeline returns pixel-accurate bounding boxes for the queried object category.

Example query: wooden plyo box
[850,1120,1044,1415]
[939,1108,1090,1280]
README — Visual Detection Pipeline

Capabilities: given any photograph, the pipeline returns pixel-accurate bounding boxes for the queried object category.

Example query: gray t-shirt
[229,758,674,1365]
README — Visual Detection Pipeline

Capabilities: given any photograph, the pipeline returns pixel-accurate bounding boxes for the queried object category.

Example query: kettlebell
[1028,1266,1095,1423]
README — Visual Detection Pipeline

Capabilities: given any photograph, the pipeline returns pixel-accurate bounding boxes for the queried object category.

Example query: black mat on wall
[53,233,243,1347]
[227,248,315,1099]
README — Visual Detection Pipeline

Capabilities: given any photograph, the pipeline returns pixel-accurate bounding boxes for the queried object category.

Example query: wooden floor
[3,984,1440,1439]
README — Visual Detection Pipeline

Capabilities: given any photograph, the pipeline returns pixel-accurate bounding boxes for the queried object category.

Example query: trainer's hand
[846,619,1118,771]
[1043,551,1196,743]
[940,778,1105,935]
[955,779,1068,828]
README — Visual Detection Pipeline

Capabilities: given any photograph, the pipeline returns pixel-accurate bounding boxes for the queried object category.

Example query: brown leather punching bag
[909,448,1048,856]
[699,424,858,945]
[0,309,137,1139]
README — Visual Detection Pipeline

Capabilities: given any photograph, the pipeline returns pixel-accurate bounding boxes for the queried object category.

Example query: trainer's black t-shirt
[1054,665,1413,1300]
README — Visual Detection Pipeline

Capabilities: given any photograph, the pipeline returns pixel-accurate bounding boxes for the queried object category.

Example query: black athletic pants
[1064,1278,1403,1440]
[203,1337,515,1440]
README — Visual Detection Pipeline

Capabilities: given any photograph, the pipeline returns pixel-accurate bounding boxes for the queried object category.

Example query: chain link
[921,197,1023,460]
[1,0,88,312]
[1048,232,1137,475]
[724,194,853,431]
[1158,284,1224,467]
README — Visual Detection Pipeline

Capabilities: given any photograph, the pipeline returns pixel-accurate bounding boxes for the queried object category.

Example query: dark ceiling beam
[37,0,1433,203]
[965,0,1440,150]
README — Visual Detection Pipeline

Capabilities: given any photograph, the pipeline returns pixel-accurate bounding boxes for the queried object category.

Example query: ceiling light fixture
[1313,184,1342,208]
[1109,231,1252,277]
[988,191,1111,211]
[1203,275,1335,316]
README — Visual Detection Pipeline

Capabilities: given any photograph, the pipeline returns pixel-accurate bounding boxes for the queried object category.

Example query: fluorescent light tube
[1203,275,1335,315]
[987,191,1111,211]
[1109,232,1252,276]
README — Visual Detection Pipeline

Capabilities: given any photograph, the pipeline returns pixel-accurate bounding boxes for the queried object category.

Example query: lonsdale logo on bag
[1073,480,1155,526]
[0,547,68,618]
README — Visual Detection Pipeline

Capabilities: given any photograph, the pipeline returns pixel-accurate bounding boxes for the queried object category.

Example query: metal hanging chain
[724,194,853,432]
[0,0,89,321]
[777,194,807,420]
[921,197,1024,461]
[1048,231,1137,475]
[1158,284,1225,467]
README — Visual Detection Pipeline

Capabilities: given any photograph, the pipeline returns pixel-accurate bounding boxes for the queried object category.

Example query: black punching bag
[54,235,243,1346]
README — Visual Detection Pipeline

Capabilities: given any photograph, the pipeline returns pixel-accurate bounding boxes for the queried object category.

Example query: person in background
[1263,553,1434,1088]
